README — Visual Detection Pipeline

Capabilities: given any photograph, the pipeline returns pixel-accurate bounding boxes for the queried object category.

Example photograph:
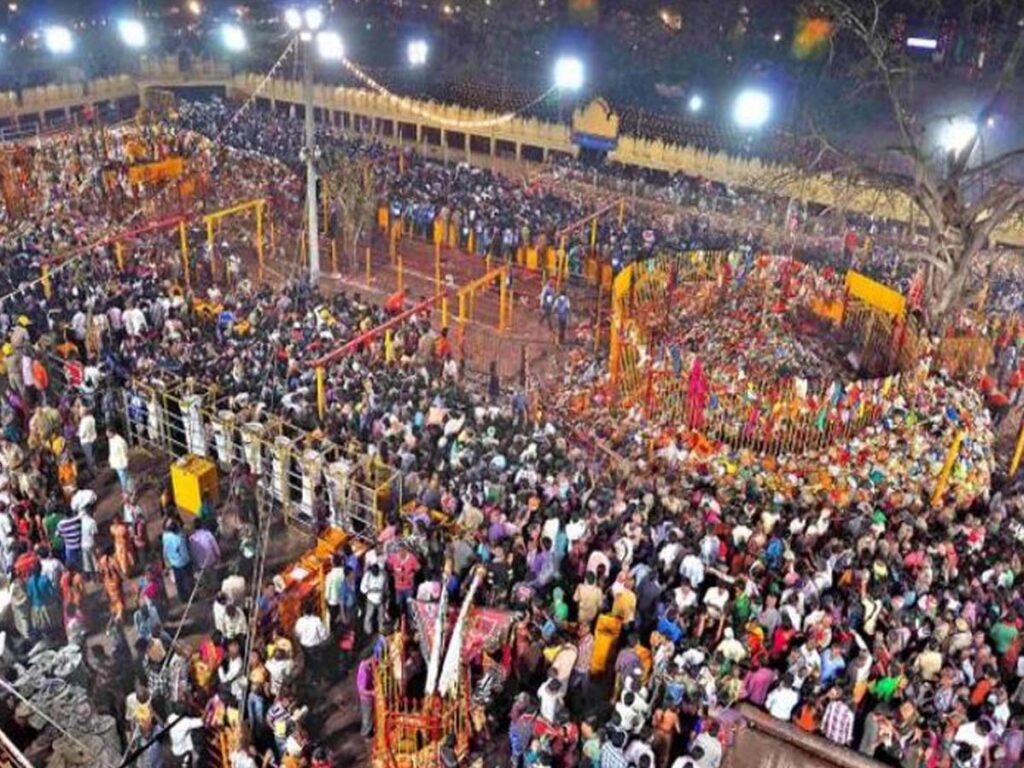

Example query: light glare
[221,23,246,52]
[553,55,584,91]
[688,94,703,113]
[940,118,977,154]
[304,8,324,30]
[316,30,343,60]
[407,39,428,67]
[284,8,302,29]
[733,89,771,129]
[117,19,147,49]
[43,25,73,55]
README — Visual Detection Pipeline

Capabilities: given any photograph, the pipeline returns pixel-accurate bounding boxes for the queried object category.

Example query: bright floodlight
[553,55,584,91]
[221,23,247,52]
[316,30,343,60]
[43,25,73,55]
[688,94,703,113]
[940,117,977,154]
[304,7,324,30]
[284,7,302,29]
[733,89,771,129]
[117,19,147,48]
[407,39,428,67]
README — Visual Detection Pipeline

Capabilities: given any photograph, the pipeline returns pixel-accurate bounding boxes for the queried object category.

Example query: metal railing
[121,377,393,540]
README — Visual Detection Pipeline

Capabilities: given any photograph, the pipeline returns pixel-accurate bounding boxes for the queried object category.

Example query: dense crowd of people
[0,98,1020,768]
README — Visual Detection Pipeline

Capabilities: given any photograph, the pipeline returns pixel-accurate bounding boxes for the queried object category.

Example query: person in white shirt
[537,677,564,722]
[294,605,329,681]
[765,675,801,721]
[680,553,705,588]
[214,600,247,642]
[124,305,149,338]
[106,428,131,490]
[77,411,97,473]
[168,706,204,763]
[0,509,14,573]
[218,640,246,701]
[79,509,98,576]
[323,554,347,627]
[692,725,723,768]
[360,562,386,636]
[265,647,294,697]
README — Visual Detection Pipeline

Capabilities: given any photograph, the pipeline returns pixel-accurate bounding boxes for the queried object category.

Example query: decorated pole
[931,430,965,508]
[1009,419,1024,477]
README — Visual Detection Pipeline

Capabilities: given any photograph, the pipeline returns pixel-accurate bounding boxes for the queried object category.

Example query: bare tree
[324,157,378,274]
[795,0,1024,331]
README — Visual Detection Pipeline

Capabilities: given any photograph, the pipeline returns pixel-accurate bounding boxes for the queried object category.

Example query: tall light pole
[287,7,327,284]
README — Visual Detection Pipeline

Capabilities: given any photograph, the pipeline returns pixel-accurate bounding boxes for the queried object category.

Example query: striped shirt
[56,517,82,550]
[821,700,854,746]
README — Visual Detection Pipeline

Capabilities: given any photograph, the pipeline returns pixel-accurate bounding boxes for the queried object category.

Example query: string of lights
[339,55,559,131]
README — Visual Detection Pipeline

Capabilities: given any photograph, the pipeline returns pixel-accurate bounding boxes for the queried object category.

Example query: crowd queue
[0,100,1019,768]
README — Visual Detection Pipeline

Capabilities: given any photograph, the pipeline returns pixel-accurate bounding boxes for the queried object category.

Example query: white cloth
[765,685,800,721]
[108,434,129,471]
[169,716,204,757]
[294,614,328,648]
[79,513,98,549]
[77,414,97,445]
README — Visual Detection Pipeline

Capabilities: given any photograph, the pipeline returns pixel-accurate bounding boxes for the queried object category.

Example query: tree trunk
[923,246,974,334]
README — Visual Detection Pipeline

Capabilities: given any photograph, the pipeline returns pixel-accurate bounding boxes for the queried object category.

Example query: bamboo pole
[205,219,215,282]
[931,430,965,507]
[179,221,190,290]
[365,246,372,285]
[316,366,326,421]
[1009,418,1024,476]
[255,204,264,282]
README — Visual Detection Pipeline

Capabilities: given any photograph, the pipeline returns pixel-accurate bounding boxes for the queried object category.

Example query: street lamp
[43,25,73,55]
[117,19,147,49]
[733,89,771,129]
[553,55,584,91]
[220,23,246,52]
[939,117,977,155]
[285,5,333,284]
[407,39,428,67]
[316,30,343,60]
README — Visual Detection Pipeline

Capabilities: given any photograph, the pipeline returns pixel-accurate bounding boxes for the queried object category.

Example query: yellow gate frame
[203,198,267,282]
[456,265,512,333]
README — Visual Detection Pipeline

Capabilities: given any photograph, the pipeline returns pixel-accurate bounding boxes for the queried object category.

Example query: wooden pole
[316,366,326,421]
[1010,419,1024,477]
[397,255,404,294]
[205,219,215,283]
[365,246,372,285]
[499,269,508,331]
[115,242,125,272]
[256,204,264,282]
[40,264,51,299]
[179,221,190,290]
[331,240,338,274]
[434,240,442,293]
